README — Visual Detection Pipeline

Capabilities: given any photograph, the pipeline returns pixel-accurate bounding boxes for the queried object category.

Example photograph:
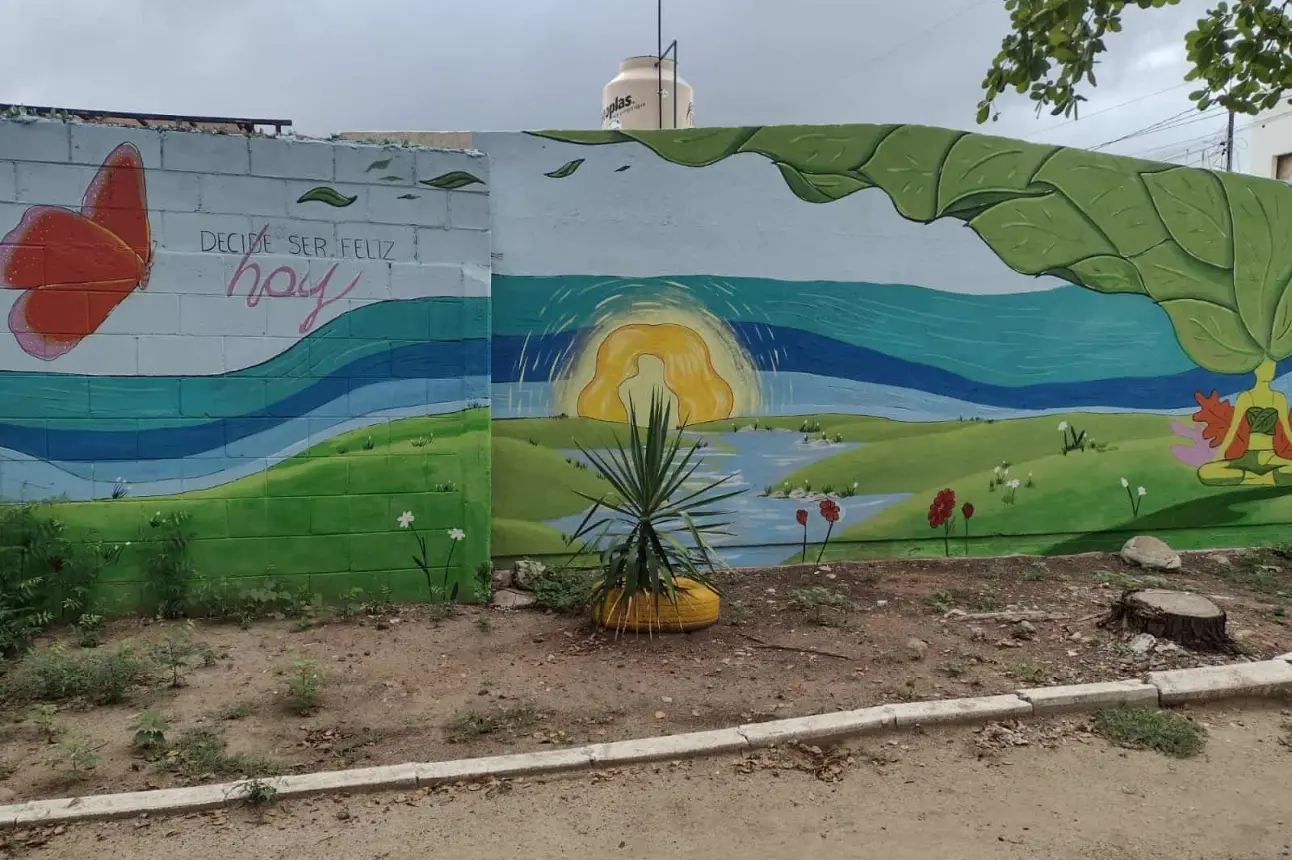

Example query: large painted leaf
[1142,168,1233,268]
[524,124,1292,374]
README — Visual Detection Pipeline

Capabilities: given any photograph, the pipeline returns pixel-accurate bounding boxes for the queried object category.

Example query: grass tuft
[1094,707,1206,758]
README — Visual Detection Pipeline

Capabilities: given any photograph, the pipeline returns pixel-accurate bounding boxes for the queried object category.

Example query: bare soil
[1,550,1288,806]
[26,704,1292,860]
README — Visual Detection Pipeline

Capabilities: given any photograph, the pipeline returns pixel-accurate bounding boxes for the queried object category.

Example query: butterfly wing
[0,206,143,360]
[80,142,151,268]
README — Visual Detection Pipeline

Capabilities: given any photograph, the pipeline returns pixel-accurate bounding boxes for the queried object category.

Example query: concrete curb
[5,657,1292,828]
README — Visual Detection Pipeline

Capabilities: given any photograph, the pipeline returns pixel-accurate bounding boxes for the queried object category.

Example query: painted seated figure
[1197,360,1292,486]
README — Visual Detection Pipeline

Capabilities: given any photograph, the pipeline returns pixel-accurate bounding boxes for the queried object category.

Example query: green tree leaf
[1159,298,1265,374]
[775,163,870,204]
[296,187,357,207]
[860,126,964,221]
[967,193,1117,275]
[544,159,586,179]
[1142,168,1233,268]
[1220,172,1292,353]
[420,170,485,190]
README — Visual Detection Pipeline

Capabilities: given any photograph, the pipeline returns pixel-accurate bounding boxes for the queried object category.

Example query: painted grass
[491,416,631,450]
[694,413,967,444]
[490,436,610,521]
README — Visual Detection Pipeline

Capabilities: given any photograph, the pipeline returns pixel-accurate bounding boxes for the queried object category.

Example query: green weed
[163,727,282,783]
[787,587,852,626]
[1094,707,1206,758]
[284,659,322,716]
[447,703,539,743]
[1,646,147,707]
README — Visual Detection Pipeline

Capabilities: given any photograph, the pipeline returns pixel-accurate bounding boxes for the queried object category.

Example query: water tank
[602,56,693,130]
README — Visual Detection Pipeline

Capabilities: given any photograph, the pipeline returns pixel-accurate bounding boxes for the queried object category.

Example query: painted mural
[0,123,490,610]
[487,124,1292,565]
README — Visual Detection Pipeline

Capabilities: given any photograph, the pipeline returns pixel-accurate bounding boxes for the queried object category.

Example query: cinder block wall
[0,119,491,611]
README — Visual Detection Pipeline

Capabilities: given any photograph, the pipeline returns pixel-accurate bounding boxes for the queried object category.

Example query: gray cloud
[0,0,1237,165]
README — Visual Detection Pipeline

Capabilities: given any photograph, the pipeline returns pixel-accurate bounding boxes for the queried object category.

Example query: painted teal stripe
[0,297,487,427]
[491,275,1193,387]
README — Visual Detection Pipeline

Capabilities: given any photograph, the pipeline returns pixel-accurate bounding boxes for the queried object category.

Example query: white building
[1245,105,1292,179]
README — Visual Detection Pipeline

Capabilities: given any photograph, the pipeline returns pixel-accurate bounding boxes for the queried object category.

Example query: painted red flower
[927,489,956,528]
[961,502,974,520]
[796,509,808,526]
[819,499,840,523]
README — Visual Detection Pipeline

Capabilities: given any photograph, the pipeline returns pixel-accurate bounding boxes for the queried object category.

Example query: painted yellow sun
[556,305,759,425]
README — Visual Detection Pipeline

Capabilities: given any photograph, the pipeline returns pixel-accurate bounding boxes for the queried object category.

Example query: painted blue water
[545,429,907,568]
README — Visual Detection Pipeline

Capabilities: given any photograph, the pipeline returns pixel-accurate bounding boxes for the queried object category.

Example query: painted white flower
[852,481,859,489]
[1137,486,1147,498]
[1058,421,1068,432]
[1120,477,1129,489]
[1007,479,1020,489]
[992,465,1002,475]
[448,528,466,541]
[397,511,415,529]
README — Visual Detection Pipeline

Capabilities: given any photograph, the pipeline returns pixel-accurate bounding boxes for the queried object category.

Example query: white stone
[1018,680,1159,715]
[416,226,490,265]
[1120,535,1181,570]
[0,119,70,164]
[1129,633,1157,655]
[449,192,491,230]
[512,558,547,591]
[268,763,418,798]
[888,694,1032,727]
[162,129,250,174]
[588,729,748,764]
[413,748,593,785]
[738,707,895,746]
[1148,660,1292,704]
[249,137,335,181]
[490,567,513,590]
[905,637,928,661]
[491,588,535,609]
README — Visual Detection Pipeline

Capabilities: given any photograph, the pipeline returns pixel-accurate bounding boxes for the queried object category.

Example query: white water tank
[602,56,693,130]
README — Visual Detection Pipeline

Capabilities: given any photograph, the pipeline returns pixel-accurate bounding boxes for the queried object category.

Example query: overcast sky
[0,0,1251,168]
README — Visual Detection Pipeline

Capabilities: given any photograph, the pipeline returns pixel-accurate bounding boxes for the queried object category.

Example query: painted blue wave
[492,325,1269,411]
[0,338,488,462]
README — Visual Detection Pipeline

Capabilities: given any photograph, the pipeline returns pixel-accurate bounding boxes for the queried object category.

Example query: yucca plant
[564,390,742,631]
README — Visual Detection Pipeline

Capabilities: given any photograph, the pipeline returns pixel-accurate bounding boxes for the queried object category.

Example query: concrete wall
[0,119,491,610]
[480,125,1292,564]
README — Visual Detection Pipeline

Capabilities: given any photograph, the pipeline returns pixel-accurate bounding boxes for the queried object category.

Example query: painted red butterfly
[0,142,151,360]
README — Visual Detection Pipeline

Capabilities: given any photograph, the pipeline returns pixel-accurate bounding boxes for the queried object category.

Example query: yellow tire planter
[591,578,721,633]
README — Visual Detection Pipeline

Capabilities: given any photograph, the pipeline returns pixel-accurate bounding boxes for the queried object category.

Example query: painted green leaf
[379,175,403,182]
[529,129,630,145]
[625,127,758,167]
[936,135,1055,217]
[544,159,585,179]
[1032,149,1167,257]
[967,193,1117,275]
[296,186,358,207]
[365,158,392,172]
[1131,240,1234,306]
[1142,168,1233,268]
[740,125,896,174]
[860,125,964,221]
[1063,255,1145,295]
[397,193,420,200]
[1220,172,1292,354]
[1159,298,1265,374]
[1270,287,1292,359]
[421,170,485,190]
[614,165,631,172]
[775,163,870,204]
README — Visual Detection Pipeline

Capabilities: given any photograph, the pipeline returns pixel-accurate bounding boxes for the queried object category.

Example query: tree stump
[1099,588,1233,652]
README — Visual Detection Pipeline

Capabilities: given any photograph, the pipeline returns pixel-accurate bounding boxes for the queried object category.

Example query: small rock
[905,638,928,661]
[1207,553,1232,567]
[969,626,987,642]
[661,696,673,704]
[1120,535,1181,571]
[654,711,667,720]
[1012,621,1037,640]
[876,600,888,607]
[512,559,547,591]
[996,638,1022,649]
[1128,632,1157,655]
[491,589,536,610]
[335,809,351,821]
[490,568,513,590]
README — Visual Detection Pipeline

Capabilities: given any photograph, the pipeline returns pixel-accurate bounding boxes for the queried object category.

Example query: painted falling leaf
[1191,390,1233,449]
[397,193,420,199]
[614,165,631,172]
[296,186,358,207]
[365,158,392,172]
[544,159,584,179]
[420,171,484,190]
[380,175,404,182]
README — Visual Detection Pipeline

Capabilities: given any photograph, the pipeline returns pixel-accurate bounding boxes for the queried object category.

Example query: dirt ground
[0,550,1288,806]
[25,704,1292,860]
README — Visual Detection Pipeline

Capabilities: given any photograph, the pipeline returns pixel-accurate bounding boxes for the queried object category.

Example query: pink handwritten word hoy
[225,225,362,334]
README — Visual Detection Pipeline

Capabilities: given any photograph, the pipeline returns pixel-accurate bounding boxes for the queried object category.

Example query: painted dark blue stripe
[490,324,1268,410]
[0,339,488,462]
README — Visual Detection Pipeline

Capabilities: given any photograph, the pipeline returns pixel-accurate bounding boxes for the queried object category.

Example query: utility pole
[1225,108,1236,171]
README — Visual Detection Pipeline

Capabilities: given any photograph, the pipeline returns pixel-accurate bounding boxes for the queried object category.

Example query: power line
[1034,81,1193,134]
[857,0,995,68]
[1128,107,1292,161]
[1089,107,1227,151]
